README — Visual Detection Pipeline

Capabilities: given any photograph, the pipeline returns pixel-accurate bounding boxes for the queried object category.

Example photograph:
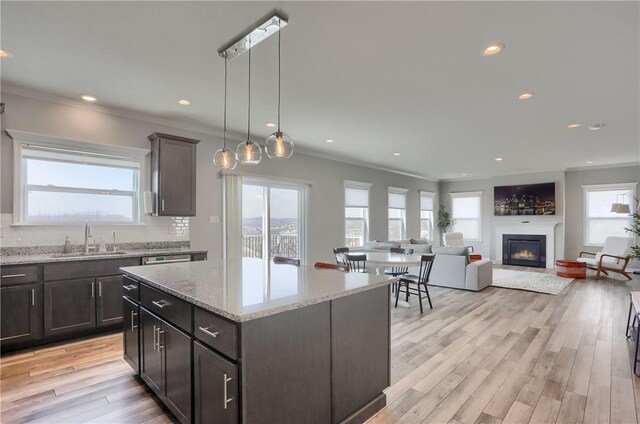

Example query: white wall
[439,171,565,261]
[0,92,438,265]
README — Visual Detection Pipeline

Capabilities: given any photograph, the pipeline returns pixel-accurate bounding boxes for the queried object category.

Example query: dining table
[337,251,431,307]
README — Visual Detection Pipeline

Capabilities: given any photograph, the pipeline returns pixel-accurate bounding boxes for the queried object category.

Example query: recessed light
[588,124,606,131]
[81,94,97,102]
[0,50,11,58]
[567,123,582,128]
[325,139,335,143]
[266,122,277,128]
[482,43,505,56]
[495,157,503,161]
[518,92,534,100]
[178,99,191,106]
[586,161,594,164]
[393,152,401,156]
[462,173,468,176]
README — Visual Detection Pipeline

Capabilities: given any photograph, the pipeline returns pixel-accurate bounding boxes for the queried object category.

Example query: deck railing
[242,234,299,258]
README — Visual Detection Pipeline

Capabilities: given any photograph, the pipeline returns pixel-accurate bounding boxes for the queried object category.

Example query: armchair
[443,232,477,255]
[577,236,633,281]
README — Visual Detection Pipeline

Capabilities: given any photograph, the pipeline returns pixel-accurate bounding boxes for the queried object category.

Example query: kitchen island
[120,258,393,424]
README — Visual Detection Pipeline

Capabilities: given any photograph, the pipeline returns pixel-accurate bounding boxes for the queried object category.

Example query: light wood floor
[1,268,639,424]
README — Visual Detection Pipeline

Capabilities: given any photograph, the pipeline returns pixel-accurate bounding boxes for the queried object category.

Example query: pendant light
[265,22,293,159]
[213,54,238,170]
[236,39,262,165]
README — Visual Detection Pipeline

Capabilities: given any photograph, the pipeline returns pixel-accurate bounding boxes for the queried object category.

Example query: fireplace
[502,234,547,268]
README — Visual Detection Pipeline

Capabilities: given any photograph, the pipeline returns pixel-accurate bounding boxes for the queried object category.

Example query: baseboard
[339,393,386,424]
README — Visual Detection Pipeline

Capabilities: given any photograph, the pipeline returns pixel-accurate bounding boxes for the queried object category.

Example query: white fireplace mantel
[493,222,559,268]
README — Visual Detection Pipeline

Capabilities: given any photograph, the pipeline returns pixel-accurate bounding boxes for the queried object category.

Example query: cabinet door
[0,283,41,344]
[140,308,163,394]
[97,275,124,326]
[162,322,192,424]
[193,341,238,424]
[158,139,197,216]
[44,279,95,336]
[123,297,140,374]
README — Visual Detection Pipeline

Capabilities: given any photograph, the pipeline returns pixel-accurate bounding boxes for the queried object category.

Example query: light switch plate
[209,216,220,224]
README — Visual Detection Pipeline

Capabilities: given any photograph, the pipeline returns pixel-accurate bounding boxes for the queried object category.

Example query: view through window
[241,181,305,260]
[584,184,635,245]
[21,146,140,223]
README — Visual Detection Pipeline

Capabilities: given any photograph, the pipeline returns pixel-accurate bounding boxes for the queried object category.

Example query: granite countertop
[0,248,208,265]
[120,258,394,322]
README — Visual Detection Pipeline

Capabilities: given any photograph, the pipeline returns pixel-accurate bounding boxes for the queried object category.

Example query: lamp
[611,193,638,214]
[213,54,238,170]
[265,22,294,159]
[236,40,262,165]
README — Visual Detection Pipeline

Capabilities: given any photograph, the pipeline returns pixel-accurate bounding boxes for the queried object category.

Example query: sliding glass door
[241,180,306,262]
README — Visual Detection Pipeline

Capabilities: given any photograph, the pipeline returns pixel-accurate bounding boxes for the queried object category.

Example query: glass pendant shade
[213,147,237,170]
[236,140,262,165]
[265,131,294,159]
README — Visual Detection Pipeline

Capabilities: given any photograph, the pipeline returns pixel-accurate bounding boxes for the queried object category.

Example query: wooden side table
[556,259,586,279]
[625,292,640,376]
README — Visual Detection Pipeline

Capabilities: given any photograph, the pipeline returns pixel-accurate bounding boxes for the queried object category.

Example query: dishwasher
[141,254,191,265]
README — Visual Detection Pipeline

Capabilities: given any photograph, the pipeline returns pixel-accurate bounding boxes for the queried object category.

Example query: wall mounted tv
[494,182,556,216]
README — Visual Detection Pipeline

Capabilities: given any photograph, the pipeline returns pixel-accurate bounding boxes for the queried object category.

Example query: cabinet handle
[123,285,136,291]
[131,311,138,332]
[98,281,102,297]
[2,273,26,278]
[31,289,35,306]
[198,326,220,338]
[224,374,234,409]
[157,329,165,350]
[153,324,158,351]
[152,300,169,309]
[162,199,165,212]
[91,282,95,298]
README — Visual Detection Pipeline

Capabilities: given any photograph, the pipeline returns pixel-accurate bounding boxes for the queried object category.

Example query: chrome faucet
[84,221,93,254]
[112,231,118,252]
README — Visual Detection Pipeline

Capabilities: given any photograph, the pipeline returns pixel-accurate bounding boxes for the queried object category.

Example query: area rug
[491,268,573,295]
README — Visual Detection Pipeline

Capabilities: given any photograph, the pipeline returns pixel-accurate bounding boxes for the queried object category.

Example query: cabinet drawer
[44,257,140,281]
[194,308,238,360]
[1,265,38,286]
[140,284,191,332]
[122,276,140,302]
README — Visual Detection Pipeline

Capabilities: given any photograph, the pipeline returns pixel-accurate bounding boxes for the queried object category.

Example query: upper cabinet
[148,133,200,216]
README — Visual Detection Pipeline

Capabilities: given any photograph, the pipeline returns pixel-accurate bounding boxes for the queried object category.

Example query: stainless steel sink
[50,251,127,259]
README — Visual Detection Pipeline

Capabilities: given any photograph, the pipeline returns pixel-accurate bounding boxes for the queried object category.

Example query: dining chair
[386,247,414,293]
[273,256,301,267]
[333,247,350,265]
[314,262,350,272]
[343,253,367,273]
[395,255,435,313]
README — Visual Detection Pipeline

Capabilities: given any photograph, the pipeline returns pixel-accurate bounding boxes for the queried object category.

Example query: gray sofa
[428,247,493,291]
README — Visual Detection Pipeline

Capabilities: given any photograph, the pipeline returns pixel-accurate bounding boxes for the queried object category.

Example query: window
[583,183,636,246]
[344,181,370,247]
[242,180,306,261]
[450,191,483,241]
[420,191,435,241]
[388,188,407,241]
[10,131,147,224]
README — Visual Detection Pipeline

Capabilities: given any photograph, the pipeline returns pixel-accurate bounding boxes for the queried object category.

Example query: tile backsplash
[0,213,189,247]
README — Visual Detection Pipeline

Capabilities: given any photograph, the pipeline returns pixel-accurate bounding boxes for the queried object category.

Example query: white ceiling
[2,1,639,180]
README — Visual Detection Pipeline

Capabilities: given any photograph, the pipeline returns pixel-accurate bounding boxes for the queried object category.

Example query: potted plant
[437,205,455,236]
[626,211,640,265]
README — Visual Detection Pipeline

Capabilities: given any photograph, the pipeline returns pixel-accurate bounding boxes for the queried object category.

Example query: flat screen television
[494,182,556,216]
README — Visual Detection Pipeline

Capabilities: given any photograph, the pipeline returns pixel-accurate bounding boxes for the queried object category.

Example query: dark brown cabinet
[44,278,96,336]
[141,308,163,393]
[149,132,199,217]
[0,283,41,344]
[140,307,192,424]
[194,341,238,424]
[123,297,139,373]
[97,276,124,326]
